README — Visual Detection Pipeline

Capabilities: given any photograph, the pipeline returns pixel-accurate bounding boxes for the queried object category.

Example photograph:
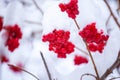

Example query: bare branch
[8,64,40,80]
[24,20,42,25]
[104,0,120,29]
[117,0,120,15]
[80,73,97,80]
[109,77,120,80]
[75,46,88,55]
[106,14,111,26]
[32,0,44,15]
[40,51,52,80]
[100,51,120,80]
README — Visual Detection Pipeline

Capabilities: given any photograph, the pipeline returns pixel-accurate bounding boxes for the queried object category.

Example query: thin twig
[32,0,44,15]
[73,18,100,79]
[80,73,97,80]
[104,0,120,28]
[24,20,42,25]
[0,64,2,80]
[40,51,52,80]
[100,51,120,80]
[106,14,111,26]
[8,64,40,80]
[75,46,88,55]
[117,0,120,15]
[84,40,100,80]
[74,19,80,30]
[109,77,120,80]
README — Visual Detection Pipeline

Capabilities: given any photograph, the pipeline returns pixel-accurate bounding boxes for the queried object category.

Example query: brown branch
[40,51,52,80]
[117,0,120,15]
[109,77,120,80]
[32,0,44,15]
[80,73,97,80]
[84,40,100,80]
[75,46,88,55]
[7,64,40,80]
[100,51,120,80]
[24,20,42,25]
[74,19,80,30]
[104,0,120,29]
[106,14,111,26]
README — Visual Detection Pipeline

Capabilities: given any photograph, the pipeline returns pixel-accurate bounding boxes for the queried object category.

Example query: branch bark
[104,0,120,29]
[40,52,52,80]
[100,51,120,80]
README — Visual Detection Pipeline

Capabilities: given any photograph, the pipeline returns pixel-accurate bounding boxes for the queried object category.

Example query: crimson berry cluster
[42,29,75,58]
[5,24,22,52]
[42,0,109,66]
[0,16,23,73]
[79,23,109,53]
[59,0,79,19]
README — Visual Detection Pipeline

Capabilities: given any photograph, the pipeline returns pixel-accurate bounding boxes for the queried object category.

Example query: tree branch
[7,64,40,80]
[104,0,120,29]
[117,0,120,15]
[32,0,44,15]
[100,51,120,80]
[40,51,52,80]
[80,73,97,80]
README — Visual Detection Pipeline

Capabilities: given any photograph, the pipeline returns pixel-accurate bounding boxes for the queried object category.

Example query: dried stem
[109,77,120,80]
[80,73,97,80]
[117,0,120,15]
[104,0,120,28]
[7,64,40,80]
[0,64,2,80]
[40,51,52,80]
[32,0,44,15]
[24,20,42,25]
[84,40,100,80]
[75,46,88,55]
[74,19,80,30]
[73,19,100,80]
[106,15,111,26]
[100,51,120,80]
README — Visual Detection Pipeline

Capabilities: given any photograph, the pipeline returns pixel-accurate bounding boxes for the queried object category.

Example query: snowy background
[0,0,120,80]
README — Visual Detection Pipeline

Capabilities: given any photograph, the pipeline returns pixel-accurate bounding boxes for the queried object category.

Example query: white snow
[0,0,120,80]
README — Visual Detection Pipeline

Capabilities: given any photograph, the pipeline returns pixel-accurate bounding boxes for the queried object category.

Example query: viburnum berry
[59,0,79,19]
[4,24,22,52]
[42,29,75,58]
[74,55,88,65]
[6,38,19,52]
[0,16,3,31]
[5,24,22,39]
[79,23,109,53]
[0,54,9,63]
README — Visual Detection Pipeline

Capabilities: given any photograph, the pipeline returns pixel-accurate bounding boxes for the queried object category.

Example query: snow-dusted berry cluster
[79,23,109,53]
[42,0,109,66]
[0,16,23,73]
[59,0,79,19]
[42,29,75,58]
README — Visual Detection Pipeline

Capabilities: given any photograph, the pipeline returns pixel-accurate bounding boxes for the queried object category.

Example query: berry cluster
[74,55,88,65]
[0,54,9,64]
[5,24,22,52]
[79,23,109,53]
[42,29,75,58]
[59,0,79,19]
[0,16,3,31]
